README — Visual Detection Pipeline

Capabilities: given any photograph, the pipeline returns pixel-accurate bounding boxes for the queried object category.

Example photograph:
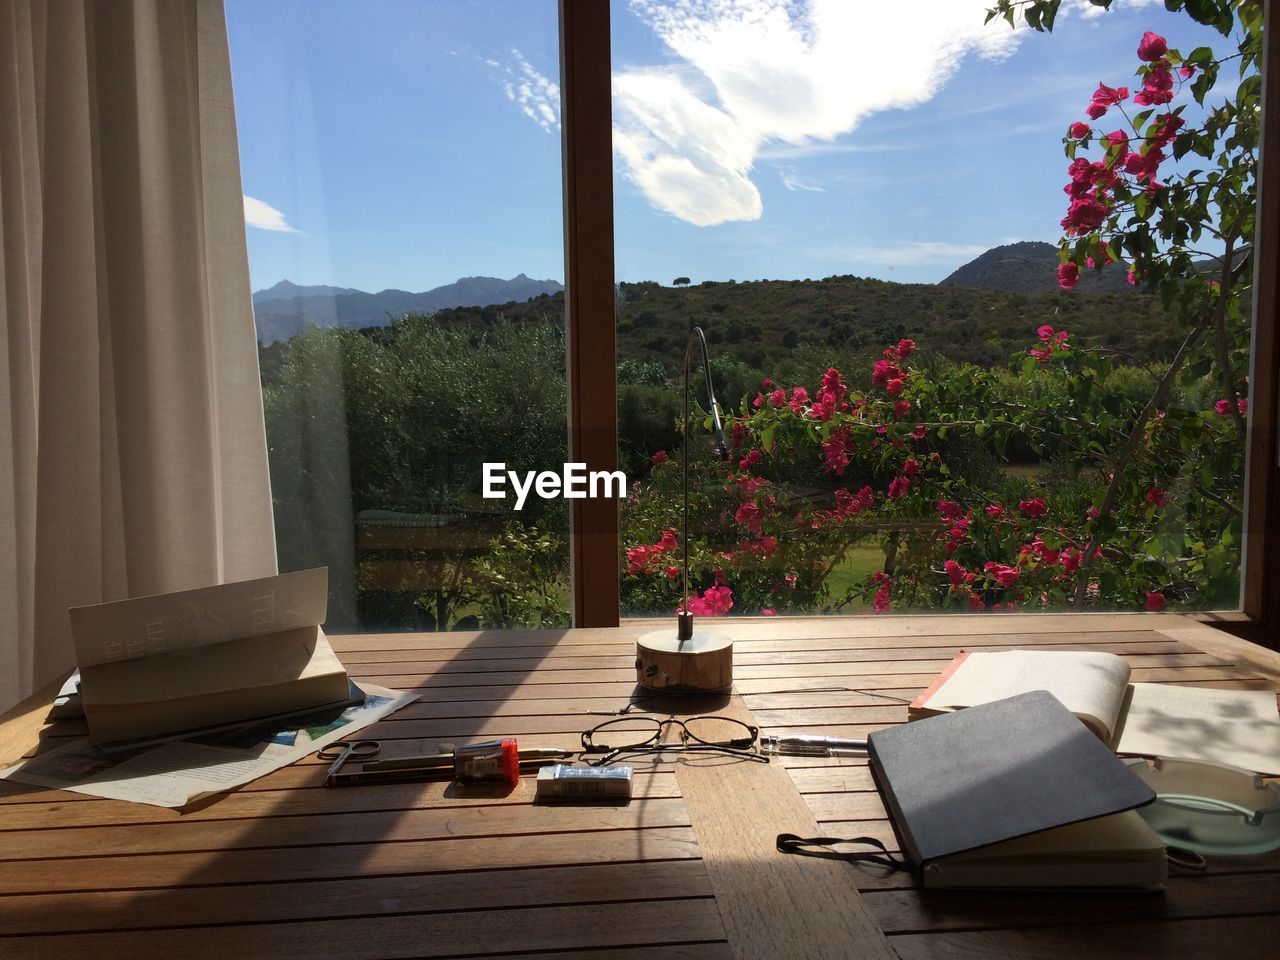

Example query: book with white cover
[910,649,1280,775]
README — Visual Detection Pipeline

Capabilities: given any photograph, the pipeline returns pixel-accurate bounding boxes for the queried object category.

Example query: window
[228,0,571,632]
[611,0,1264,619]
[228,0,1277,630]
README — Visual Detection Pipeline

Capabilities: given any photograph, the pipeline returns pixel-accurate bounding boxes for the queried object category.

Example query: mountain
[252,273,564,342]
[252,279,364,303]
[941,241,1135,295]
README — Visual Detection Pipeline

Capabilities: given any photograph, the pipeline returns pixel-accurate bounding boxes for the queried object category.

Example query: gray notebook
[868,690,1163,888]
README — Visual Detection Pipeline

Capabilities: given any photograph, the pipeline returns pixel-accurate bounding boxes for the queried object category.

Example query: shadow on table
[0,626,744,955]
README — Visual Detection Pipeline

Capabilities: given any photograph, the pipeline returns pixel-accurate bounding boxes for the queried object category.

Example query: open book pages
[912,649,1280,775]
[922,811,1167,890]
[1115,683,1280,776]
[912,650,1131,741]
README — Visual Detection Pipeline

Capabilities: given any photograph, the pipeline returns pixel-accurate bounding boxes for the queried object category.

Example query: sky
[226,0,1232,292]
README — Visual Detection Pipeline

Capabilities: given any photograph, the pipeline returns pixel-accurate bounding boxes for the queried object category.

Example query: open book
[910,650,1280,776]
[71,568,351,744]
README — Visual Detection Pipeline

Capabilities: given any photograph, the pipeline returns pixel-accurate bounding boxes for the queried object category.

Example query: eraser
[535,764,632,801]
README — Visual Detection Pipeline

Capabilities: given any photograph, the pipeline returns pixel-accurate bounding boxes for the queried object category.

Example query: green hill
[416,274,1179,374]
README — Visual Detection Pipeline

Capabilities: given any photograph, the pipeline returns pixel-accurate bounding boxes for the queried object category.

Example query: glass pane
[228,0,570,631]
[613,1,1259,618]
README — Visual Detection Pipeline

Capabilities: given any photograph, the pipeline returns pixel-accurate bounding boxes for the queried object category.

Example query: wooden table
[1,614,1278,959]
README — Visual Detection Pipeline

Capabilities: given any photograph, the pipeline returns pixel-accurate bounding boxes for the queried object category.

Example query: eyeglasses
[581,715,761,765]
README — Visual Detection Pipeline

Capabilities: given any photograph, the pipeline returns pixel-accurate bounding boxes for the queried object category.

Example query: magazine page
[0,682,414,808]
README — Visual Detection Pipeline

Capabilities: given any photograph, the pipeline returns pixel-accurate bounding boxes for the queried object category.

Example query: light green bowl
[1127,757,1280,856]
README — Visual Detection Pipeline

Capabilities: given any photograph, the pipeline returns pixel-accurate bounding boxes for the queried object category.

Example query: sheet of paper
[923,650,1132,740]
[1115,683,1280,776]
[0,682,415,807]
[69,567,328,667]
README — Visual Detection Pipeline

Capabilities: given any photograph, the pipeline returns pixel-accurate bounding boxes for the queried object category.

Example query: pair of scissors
[318,739,380,785]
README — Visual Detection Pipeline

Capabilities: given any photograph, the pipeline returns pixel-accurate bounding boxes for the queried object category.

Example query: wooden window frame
[560,0,1280,648]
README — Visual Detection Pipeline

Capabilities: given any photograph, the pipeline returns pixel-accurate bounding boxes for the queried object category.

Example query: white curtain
[0,0,277,712]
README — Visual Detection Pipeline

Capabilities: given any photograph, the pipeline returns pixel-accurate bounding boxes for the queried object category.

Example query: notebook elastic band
[776,833,910,870]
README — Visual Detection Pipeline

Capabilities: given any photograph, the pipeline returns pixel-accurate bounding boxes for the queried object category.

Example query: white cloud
[496,49,560,133]
[1066,0,1162,20]
[243,195,297,233]
[833,240,990,268]
[780,171,824,192]
[614,0,1026,226]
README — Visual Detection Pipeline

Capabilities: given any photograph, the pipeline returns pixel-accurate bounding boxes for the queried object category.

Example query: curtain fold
[0,0,276,712]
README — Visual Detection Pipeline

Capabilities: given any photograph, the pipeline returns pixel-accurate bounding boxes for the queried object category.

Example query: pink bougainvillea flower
[897,338,916,360]
[768,388,786,407]
[871,359,900,387]
[1179,64,1195,79]
[1134,58,1174,106]
[1124,147,1165,181]
[730,421,750,449]
[1019,498,1049,518]
[734,500,762,534]
[680,584,734,618]
[937,500,963,521]
[820,367,848,400]
[664,565,680,580]
[651,449,668,465]
[1103,129,1129,153]
[886,378,904,397]
[1145,591,1166,612]
[1145,487,1169,508]
[1069,121,1091,139]
[1058,262,1080,290]
[902,458,920,478]
[894,399,912,419]
[872,577,892,613]
[1085,81,1129,120]
[945,559,976,588]
[1061,197,1109,235]
[760,608,777,616]
[887,476,910,500]
[1151,114,1184,148]
[809,393,836,422]
[1061,548,1082,574]
[822,427,854,476]
[738,448,761,470]
[761,377,774,388]
[985,504,1006,517]
[1138,31,1167,62]
[983,562,1021,588]
[789,385,809,415]
[967,593,986,610]
[752,393,764,409]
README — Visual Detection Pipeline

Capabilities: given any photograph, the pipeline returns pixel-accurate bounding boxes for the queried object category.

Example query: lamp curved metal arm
[679,326,728,641]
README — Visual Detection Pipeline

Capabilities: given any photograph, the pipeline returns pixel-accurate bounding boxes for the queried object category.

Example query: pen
[358,747,575,773]
[760,734,869,757]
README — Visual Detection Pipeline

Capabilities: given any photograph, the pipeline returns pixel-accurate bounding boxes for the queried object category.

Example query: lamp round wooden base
[634,629,733,692]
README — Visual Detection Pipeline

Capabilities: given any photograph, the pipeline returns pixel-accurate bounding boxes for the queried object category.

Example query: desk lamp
[635,327,734,692]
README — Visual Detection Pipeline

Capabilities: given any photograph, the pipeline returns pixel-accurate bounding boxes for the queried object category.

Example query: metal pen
[359,747,574,773]
[760,734,869,757]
